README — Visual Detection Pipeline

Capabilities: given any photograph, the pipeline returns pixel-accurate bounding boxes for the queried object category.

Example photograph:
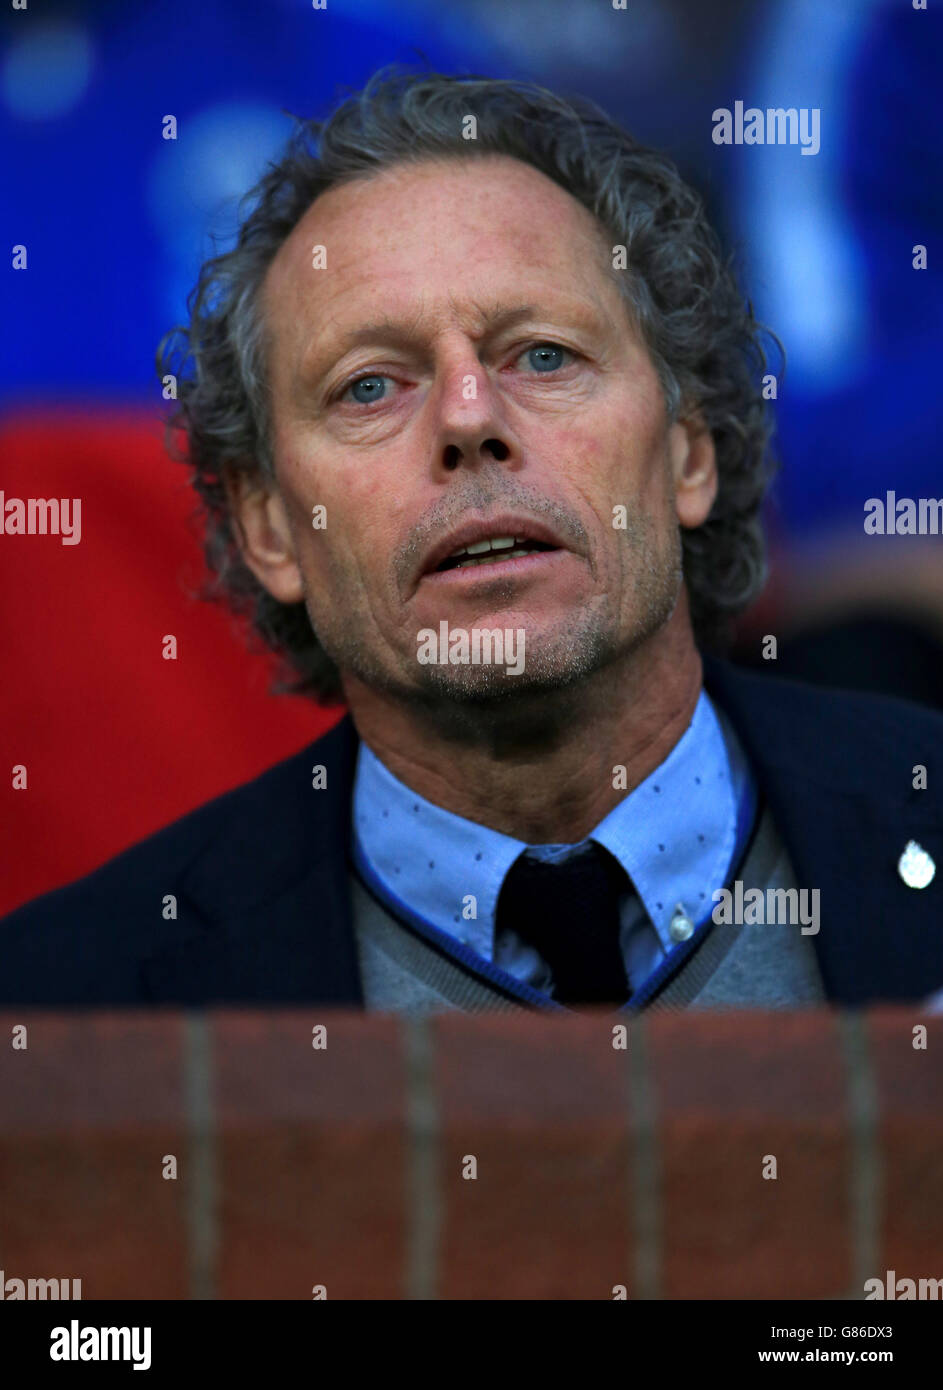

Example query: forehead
[261,155,620,359]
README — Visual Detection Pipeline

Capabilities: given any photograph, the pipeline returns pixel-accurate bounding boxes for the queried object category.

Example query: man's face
[245,155,716,703]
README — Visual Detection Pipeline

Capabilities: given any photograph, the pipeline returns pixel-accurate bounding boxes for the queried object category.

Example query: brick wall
[0,1008,940,1300]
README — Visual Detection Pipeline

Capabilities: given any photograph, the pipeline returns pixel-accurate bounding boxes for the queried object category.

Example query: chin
[413,631,617,706]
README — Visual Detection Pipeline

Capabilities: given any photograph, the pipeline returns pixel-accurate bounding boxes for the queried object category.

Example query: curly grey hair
[157,66,780,704]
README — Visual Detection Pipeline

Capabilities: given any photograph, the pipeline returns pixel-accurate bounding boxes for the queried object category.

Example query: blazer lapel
[142,715,366,1006]
[703,657,943,1003]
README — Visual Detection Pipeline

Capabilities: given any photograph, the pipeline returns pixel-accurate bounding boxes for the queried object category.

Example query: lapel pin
[898,840,936,890]
[669,902,694,942]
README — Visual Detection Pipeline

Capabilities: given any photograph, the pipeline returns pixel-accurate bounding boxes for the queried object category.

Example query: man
[3,70,941,1011]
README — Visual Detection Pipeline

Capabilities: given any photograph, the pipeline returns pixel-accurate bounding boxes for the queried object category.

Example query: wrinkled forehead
[260,155,626,371]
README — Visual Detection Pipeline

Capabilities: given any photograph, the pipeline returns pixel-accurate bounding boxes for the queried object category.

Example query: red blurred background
[0,410,336,917]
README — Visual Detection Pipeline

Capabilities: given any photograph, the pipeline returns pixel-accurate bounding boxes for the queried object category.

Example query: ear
[225,469,305,604]
[668,415,718,529]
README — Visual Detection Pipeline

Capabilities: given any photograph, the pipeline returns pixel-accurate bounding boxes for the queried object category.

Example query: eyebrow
[299,313,435,381]
[296,299,604,389]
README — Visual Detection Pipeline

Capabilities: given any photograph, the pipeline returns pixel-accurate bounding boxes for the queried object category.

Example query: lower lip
[419,548,570,588]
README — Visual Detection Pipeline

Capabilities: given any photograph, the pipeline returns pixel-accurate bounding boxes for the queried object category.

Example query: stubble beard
[305,513,684,751]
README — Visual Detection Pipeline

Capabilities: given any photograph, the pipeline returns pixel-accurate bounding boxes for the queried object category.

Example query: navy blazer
[2,658,942,1008]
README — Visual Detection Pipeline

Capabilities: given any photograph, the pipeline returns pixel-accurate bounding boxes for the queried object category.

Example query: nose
[431,344,520,475]
[441,435,510,471]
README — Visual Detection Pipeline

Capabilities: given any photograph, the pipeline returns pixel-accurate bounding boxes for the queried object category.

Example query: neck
[345,604,704,844]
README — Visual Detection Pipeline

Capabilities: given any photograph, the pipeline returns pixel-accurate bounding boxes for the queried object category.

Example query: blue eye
[524,344,567,373]
[346,375,389,404]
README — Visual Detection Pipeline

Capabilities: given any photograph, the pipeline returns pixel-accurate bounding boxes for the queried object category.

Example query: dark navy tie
[495,842,632,1006]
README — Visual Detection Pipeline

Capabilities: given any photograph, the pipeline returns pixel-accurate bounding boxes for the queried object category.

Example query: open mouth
[434,535,559,573]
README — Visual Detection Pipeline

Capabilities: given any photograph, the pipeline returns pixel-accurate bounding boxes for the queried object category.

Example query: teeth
[448,535,519,559]
[454,546,535,569]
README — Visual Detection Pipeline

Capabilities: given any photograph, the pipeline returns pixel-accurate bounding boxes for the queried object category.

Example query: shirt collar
[352,689,749,958]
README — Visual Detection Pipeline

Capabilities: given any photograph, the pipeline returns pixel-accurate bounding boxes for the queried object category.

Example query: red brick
[867,1008,943,1276]
[433,1010,631,1299]
[2,1006,937,1302]
[649,1010,851,1299]
[0,1012,188,1298]
[212,1010,406,1299]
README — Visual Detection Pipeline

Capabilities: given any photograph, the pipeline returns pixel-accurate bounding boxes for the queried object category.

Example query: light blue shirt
[351,691,756,997]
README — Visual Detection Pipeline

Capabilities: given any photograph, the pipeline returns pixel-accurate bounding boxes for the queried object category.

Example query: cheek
[547,402,667,502]
[275,449,323,517]
[539,421,611,491]
[271,453,346,585]
[282,450,411,598]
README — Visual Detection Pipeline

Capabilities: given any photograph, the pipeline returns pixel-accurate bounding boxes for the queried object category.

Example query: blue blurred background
[3,0,941,910]
[4,0,940,541]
